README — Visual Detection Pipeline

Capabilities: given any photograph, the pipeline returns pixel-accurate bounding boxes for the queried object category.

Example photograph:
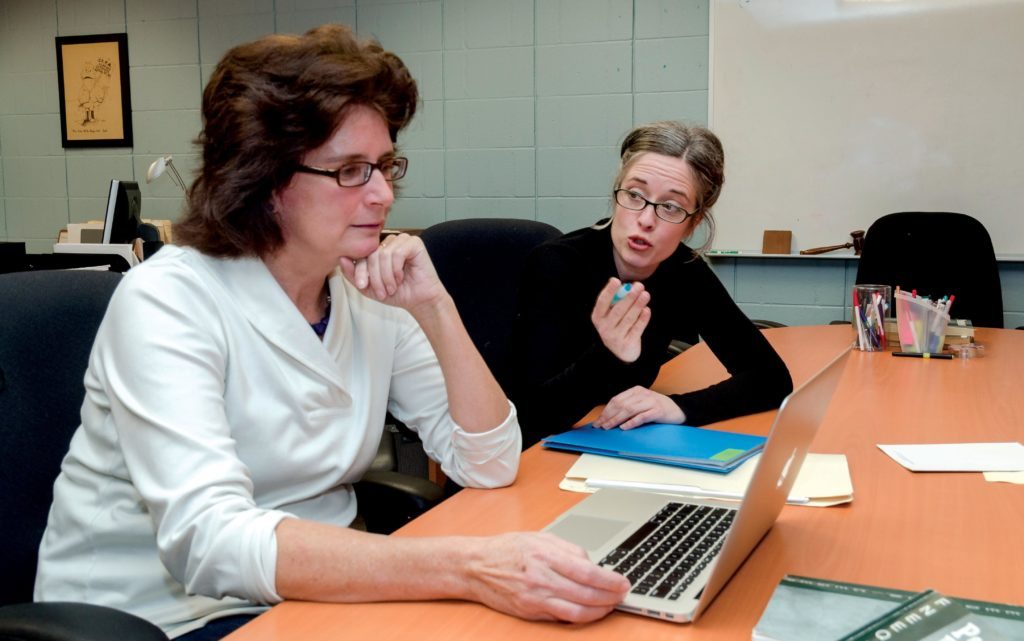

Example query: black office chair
[354,422,444,534]
[751,319,787,330]
[391,218,561,493]
[0,270,169,640]
[359,219,562,518]
[856,212,1003,328]
[420,218,563,376]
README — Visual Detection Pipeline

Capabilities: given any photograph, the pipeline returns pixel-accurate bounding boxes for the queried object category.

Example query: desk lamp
[145,155,187,193]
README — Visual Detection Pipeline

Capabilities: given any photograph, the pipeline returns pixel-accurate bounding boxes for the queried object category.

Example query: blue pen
[611,282,632,305]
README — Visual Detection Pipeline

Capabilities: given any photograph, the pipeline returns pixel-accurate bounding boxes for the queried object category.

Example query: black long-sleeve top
[504,224,793,448]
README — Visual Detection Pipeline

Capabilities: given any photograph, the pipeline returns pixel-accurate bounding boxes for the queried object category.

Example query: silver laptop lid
[691,345,852,620]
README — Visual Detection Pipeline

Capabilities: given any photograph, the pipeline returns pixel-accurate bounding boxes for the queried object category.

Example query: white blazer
[35,245,521,637]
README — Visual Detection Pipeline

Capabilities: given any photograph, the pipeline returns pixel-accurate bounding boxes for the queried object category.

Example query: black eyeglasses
[296,157,409,187]
[613,188,697,224]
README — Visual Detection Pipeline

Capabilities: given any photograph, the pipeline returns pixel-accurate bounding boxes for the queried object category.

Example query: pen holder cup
[894,293,950,353]
[852,284,890,352]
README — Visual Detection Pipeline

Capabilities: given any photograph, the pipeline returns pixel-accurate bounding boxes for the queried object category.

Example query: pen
[708,250,741,255]
[584,478,811,505]
[892,352,954,360]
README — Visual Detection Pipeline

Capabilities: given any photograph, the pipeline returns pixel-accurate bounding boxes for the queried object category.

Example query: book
[837,589,1010,641]
[541,423,765,473]
[753,575,1024,641]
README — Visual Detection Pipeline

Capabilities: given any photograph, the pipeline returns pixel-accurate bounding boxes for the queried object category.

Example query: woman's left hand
[591,386,685,430]
[339,234,446,312]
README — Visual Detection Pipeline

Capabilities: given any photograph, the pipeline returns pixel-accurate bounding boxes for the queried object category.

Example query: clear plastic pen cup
[894,292,950,353]
[852,284,890,352]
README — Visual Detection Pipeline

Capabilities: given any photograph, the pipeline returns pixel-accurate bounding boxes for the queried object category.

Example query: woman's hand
[339,234,446,313]
[592,386,685,430]
[466,532,630,623]
[590,278,651,363]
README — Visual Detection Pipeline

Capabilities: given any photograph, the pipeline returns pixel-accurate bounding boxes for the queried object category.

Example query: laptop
[543,346,852,623]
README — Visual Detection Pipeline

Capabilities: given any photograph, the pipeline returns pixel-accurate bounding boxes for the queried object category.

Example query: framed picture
[55,33,133,148]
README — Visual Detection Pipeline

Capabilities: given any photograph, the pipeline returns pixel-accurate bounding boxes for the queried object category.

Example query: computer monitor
[101,179,142,245]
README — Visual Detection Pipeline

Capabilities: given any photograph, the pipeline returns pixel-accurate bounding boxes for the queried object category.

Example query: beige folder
[560,452,853,507]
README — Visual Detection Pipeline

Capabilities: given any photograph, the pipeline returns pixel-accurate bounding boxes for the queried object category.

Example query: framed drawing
[55,33,133,148]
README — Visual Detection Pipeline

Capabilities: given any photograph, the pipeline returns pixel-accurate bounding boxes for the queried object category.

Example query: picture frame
[55,33,133,148]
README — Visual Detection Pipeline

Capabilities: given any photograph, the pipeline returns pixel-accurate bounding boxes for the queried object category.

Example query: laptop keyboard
[598,502,736,600]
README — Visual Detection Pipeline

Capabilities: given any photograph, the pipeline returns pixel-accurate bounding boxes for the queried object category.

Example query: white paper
[984,470,1024,484]
[877,442,1024,472]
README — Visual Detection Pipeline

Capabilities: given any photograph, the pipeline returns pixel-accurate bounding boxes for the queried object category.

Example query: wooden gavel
[799,230,865,256]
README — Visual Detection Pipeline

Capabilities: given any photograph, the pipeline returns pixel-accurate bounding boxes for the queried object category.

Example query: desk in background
[228,325,1024,641]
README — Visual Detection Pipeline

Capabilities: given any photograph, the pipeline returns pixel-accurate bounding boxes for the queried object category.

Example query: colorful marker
[611,282,632,305]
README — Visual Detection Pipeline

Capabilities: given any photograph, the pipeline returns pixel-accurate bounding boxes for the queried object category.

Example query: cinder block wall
[2,0,1021,327]
[0,0,709,249]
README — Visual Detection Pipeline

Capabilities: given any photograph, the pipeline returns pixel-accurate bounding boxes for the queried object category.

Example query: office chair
[417,216,561,374]
[355,420,445,534]
[360,219,562,520]
[420,218,563,375]
[384,218,562,493]
[0,270,169,640]
[751,319,787,330]
[855,212,1003,328]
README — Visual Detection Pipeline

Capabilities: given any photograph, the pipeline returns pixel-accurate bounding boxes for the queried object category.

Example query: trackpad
[547,515,632,552]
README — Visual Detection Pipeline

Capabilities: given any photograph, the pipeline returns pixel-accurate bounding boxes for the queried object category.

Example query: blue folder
[541,423,766,473]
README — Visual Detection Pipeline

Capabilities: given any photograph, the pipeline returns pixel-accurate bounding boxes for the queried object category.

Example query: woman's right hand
[339,233,447,315]
[591,278,651,363]
[466,532,630,623]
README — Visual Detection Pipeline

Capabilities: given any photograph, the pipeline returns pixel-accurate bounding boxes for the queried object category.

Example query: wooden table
[228,325,1024,641]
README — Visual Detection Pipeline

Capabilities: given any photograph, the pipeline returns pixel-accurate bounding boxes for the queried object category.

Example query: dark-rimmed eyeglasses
[613,188,696,224]
[296,157,409,187]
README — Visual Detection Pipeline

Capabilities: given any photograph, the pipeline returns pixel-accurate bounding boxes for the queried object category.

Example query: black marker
[892,352,953,360]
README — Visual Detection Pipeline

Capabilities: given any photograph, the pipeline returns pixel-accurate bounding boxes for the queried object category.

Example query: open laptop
[543,346,852,623]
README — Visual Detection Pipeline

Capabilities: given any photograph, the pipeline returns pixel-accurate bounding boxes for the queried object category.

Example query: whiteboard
[709,0,1024,254]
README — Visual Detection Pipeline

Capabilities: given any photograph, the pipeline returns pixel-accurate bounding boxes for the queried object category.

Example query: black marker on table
[892,352,954,360]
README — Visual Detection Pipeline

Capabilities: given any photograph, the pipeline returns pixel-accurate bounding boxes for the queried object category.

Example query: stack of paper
[560,451,853,507]
[542,423,765,473]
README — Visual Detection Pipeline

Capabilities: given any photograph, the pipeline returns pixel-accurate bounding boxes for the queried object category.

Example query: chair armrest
[0,602,168,641]
[354,471,444,534]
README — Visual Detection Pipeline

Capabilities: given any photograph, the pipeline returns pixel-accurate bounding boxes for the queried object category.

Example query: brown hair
[609,121,725,251]
[174,24,418,257]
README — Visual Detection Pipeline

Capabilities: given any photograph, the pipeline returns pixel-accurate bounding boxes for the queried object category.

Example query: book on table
[753,575,1024,641]
[541,423,765,473]
[836,589,1011,641]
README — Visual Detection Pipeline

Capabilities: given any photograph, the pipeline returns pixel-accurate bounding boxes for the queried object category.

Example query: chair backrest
[0,270,122,604]
[855,212,1003,328]
[419,218,562,375]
